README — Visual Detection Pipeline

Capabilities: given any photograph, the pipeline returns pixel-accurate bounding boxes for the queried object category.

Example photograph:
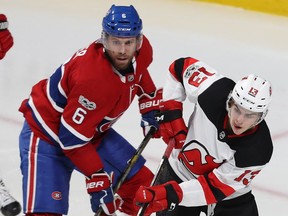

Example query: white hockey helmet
[227,74,272,124]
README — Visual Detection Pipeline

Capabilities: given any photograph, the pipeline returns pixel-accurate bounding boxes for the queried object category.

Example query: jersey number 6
[72,107,87,124]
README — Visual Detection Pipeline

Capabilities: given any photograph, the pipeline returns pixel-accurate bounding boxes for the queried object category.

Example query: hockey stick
[94,126,156,216]
[137,138,175,216]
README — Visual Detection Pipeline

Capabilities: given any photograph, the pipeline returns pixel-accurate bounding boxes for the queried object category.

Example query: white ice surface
[0,0,288,215]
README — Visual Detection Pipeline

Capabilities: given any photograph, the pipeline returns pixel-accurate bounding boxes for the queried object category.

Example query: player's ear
[136,34,143,50]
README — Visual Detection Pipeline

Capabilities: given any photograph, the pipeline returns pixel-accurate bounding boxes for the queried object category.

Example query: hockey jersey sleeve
[47,58,117,149]
[47,66,115,176]
[179,161,266,206]
[163,57,223,104]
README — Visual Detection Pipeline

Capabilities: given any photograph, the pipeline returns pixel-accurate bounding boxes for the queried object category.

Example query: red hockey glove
[86,171,116,215]
[155,100,187,149]
[138,88,162,138]
[0,14,14,60]
[134,181,183,214]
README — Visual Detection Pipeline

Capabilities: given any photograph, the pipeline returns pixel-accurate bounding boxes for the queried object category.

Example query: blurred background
[1,0,288,215]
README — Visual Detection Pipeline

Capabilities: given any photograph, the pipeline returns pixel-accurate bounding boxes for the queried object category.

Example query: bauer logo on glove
[138,88,163,113]
[138,88,163,137]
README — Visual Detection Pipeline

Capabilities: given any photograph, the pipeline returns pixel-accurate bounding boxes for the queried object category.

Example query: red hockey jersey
[19,36,156,176]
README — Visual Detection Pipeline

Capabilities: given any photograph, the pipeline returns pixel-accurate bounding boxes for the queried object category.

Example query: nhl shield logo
[127,74,134,82]
[219,131,226,140]
[126,74,134,82]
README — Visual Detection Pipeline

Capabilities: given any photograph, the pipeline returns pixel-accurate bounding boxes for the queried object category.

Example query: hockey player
[135,57,273,216]
[18,5,161,216]
[0,14,22,216]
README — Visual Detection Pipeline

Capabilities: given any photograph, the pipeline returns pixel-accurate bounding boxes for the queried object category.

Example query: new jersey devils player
[135,57,273,216]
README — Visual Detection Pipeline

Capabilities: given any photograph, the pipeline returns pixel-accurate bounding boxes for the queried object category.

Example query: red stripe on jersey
[26,133,39,212]
[208,172,235,196]
[198,172,235,204]
[198,175,217,204]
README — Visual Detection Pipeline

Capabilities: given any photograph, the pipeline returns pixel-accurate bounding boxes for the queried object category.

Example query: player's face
[228,103,260,135]
[105,36,137,71]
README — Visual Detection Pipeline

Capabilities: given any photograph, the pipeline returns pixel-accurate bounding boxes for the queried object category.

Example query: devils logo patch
[178,140,223,176]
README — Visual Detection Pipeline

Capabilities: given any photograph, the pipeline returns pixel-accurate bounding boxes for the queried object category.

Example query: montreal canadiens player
[18,5,161,216]
[0,13,22,216]
[135,57,273,216]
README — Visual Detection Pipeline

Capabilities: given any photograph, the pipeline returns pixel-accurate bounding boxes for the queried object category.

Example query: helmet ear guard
[226,74,272,125]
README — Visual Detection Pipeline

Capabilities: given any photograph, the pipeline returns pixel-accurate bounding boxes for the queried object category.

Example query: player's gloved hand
[114,193,124,212]
[155,100,187,149]
[0,14,14,60]
[134,181,183,214]
[86,171,116,215]
[139,88,162,138]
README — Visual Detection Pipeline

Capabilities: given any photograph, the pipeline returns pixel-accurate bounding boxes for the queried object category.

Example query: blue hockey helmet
[102,5,143,37]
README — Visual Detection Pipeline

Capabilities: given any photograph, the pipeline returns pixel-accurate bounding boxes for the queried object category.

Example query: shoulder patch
[184,64,200,79]
[78,95,96,110]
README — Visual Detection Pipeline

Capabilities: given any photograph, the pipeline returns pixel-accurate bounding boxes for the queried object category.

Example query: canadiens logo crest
[78,95,96,110]
[51,191,62,200]
[97,112,124,132]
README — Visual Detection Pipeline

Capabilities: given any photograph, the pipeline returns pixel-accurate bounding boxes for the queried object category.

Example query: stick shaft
[95,127,156,216]
[114,127,156,192]
[137,139,175,216]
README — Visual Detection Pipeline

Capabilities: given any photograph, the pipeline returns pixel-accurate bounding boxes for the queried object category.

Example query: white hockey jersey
[163,57,273,207]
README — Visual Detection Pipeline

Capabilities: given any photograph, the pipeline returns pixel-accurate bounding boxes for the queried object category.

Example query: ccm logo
[86,181,104,189]
[139,100,160,110]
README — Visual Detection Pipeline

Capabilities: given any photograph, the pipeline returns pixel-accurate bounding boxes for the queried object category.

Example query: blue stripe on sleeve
[59,123,87,148]
[49,66,67,109]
